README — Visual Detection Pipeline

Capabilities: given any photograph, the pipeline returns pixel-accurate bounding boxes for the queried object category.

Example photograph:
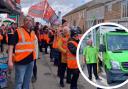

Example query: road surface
[5,52,128,89]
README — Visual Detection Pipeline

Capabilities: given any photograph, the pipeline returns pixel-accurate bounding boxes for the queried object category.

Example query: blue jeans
[15,61,34,89]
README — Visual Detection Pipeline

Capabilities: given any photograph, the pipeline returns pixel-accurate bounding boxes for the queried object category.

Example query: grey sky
[21,0,92,16]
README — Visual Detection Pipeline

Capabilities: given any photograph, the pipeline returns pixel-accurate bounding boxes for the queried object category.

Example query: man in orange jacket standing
[8,16,37,89]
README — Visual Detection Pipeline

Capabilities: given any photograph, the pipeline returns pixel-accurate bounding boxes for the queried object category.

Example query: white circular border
[77,22,128,89]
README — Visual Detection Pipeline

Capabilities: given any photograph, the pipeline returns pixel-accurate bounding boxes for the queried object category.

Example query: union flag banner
[28,0,59,24]
[49,14,59,25]
[43,2,59,24]
[43,4,55,21]
[28,0,47,18]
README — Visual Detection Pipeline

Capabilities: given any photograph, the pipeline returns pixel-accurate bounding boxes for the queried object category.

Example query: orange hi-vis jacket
[44,33,50,44]
[13,28,36,62]
[58,36,69,63]
[52,37,59,49]
[67,40,78,69]
[40,34,44,40]
[40,33,50,44]
[0,34,3,41]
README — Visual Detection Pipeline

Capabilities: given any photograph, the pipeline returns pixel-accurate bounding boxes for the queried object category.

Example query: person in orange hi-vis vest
[42,26,50,54]
[0,33,3,41]
[49,29,54,62]
[67,30,80,89]
[0,32,3,53]
[8,16,37,89]
[58,25,70,87]
[52,25,63,78]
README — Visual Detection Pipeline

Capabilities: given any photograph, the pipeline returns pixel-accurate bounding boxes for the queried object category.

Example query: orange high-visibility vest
[13,28,36,62]
[67,41,78,69]
[52,37,59,48]
[38,33,41,42]
[40,34,44,40]
[40,33,50,43]
[62,37,68,50]
[0,34,3,41]
[43,34,50,44]
[58,36,69,63]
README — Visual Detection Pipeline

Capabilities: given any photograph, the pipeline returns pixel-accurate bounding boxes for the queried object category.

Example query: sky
[21,0,92,16]
[0,0,92,24]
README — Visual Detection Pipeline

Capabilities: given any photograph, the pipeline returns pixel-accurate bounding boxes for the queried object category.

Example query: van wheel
[106,70,113,84]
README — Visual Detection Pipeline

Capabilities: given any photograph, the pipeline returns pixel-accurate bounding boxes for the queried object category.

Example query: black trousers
[44,42,48,53]
[59,63,67,84]
[41,40,48,53]
[0,43,3,52]
[67,68,72,83]
[39,42,42,52]
[56,51,61,76]
[33,60,37,79]
[87,63,98,80]
[69,69,80,89]
[49,44,53,60]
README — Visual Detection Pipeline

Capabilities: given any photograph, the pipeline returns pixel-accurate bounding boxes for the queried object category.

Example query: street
[5,51,128,89]
[0,0,128,89]
[6,51,94,89]
[82,65,123,87]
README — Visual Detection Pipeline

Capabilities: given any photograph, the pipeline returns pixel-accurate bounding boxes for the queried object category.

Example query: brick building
[63,0,128,33]
[63,4,86,33]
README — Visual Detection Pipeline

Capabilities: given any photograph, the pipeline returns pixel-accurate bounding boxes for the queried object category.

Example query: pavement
[82,65,124,87]
[4,52,128,89]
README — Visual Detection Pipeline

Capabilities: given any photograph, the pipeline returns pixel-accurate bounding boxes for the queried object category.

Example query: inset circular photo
[77,22,128,89]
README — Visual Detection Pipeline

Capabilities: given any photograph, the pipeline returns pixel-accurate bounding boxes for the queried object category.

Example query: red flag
[28,0,47,18]
[43,4,55,21]
[16,0,20,4]
[43,2,59,24]
[28,0,59,24]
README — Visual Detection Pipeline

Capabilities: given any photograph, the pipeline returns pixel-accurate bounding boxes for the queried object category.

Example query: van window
[107,35,128,51]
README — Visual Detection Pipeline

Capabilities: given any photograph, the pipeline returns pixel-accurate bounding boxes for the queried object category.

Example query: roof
[63,3,88,17]
[63,0,113,17]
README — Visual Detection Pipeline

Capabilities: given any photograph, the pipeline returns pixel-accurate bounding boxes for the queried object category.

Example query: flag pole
[42,0,48,19]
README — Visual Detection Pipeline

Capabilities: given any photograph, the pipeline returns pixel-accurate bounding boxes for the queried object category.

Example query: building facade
[63,0,128,33]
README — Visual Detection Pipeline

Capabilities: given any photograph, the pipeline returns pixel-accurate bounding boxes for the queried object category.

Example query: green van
[96,26,128,84]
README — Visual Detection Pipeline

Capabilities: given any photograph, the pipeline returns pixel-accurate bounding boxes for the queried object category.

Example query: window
[73,20,76,26]
[122,0,128,18]
[106,4,112,12]
[82,11,85,18]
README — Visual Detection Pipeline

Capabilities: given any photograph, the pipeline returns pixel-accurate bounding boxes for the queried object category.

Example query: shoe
[96,77,102,80]
[60,83,64,87]
[66,80,71,84]
[70,87,78,89]
[88,77,92,80]
[31,76,37,83]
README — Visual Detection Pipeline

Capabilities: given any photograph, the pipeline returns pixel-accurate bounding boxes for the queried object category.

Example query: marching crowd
[0,16,82,89]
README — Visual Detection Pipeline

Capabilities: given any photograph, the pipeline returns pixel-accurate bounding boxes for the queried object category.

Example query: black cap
[62,19,67,25]
[70,30,78,37]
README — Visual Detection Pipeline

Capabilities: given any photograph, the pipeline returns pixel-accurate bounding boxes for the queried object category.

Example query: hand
[8,60,14,70]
